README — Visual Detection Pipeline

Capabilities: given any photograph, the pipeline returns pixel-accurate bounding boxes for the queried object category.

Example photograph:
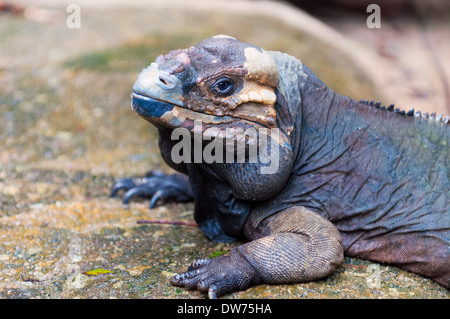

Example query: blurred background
[0,0,448,299]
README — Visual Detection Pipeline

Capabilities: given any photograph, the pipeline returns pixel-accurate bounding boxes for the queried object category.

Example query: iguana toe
[170,253,261,298]
[110,171,193,208]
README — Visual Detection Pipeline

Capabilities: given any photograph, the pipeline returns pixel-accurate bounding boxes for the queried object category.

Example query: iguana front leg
[170,206,344,298]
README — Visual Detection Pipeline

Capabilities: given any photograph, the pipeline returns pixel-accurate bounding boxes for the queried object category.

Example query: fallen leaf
[83,268,115,276]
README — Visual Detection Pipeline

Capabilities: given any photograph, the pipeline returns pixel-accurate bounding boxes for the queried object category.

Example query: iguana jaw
[131,92,267,144]
[131,91,232,128]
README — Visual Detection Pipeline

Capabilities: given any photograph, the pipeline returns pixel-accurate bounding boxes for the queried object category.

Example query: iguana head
[131,35,280,140]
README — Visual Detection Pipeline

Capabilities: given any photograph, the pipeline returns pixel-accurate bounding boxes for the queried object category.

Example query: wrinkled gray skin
[111,36,450,298]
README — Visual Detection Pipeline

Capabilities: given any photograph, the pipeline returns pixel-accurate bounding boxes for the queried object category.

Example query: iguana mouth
[131,92,266,142]
[132,92,232,126]
[132,91,274,129]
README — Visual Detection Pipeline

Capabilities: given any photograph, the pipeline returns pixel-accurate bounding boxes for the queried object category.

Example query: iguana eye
[210,77,236,96]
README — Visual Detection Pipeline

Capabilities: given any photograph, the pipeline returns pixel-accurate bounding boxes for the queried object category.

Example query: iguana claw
[169,252,261,299]
[110,171,193,208]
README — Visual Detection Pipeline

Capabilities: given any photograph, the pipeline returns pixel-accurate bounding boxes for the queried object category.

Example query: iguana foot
[110,171,193,208]
[169,252,261,299]
[170,206,344,298]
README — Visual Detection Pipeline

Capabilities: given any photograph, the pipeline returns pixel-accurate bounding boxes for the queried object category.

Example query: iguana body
[111,36,450,297]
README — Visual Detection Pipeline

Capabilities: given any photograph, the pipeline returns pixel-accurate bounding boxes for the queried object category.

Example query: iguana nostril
[156,74,176,90]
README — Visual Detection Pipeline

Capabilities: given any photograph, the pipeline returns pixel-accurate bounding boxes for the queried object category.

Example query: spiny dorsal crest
[360,99,450,125]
